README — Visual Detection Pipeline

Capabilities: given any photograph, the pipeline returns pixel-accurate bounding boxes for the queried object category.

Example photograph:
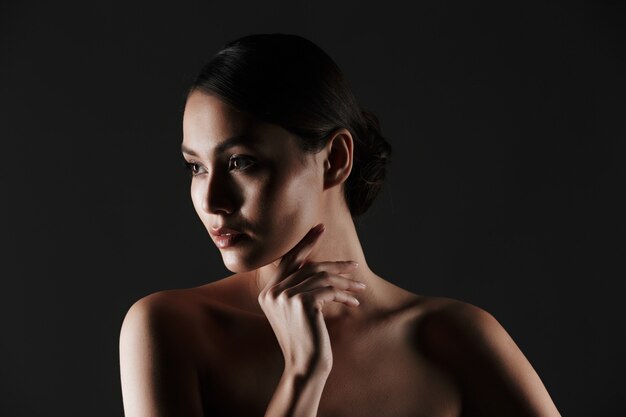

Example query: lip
[209,226,243,237]
[209,226,247,249]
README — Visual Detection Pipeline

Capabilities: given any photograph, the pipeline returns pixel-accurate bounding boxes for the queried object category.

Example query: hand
[257,223,366,376]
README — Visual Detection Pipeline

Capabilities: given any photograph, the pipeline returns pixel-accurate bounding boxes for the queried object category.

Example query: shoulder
[121,289,203,339]
[416,297,502,356]
[413,296,520,371]
[412,296,561,416]
[119,274,245,359]
[120,290,210,368]
[119,288,217,417]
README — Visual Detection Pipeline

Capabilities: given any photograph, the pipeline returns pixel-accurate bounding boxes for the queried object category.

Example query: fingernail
[355,281,366,288]
[314,224,325,233]
[349,261,359,267]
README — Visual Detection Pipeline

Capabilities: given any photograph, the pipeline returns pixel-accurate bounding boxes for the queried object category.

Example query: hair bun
[346,109,392,217]
[361,109,392,162]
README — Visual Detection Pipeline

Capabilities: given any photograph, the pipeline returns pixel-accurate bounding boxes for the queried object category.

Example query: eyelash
[182,155,255,177]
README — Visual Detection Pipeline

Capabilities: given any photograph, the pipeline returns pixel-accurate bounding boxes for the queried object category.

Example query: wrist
[265,363,330,417]
[284,360,332,381]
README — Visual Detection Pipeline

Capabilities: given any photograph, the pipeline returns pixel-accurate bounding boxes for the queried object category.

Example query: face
[182,91,325,272]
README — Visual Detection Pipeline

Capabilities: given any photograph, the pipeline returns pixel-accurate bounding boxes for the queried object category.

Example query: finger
[299,286,361,311]
[298,260,360,277]
[284,271,366,295]
[276,261,359,291]
[271,224,325,286]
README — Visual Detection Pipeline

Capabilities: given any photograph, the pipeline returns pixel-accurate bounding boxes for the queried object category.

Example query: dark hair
[188,33,392,218]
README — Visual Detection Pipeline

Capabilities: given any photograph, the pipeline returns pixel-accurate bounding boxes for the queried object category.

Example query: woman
[119,34,561,417]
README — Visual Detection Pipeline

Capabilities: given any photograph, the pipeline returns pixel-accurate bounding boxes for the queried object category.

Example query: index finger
[270,223,325,286]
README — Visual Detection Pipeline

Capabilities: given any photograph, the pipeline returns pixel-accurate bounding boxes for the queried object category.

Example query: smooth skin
[119,91,562,417]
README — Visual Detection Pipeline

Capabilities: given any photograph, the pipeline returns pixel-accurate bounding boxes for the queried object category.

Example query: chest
[198,316,461,417]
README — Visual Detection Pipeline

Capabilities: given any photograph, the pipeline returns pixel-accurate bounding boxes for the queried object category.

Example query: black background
[2,1,625,416]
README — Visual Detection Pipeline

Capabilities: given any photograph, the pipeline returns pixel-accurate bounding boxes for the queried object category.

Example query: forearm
[264,367,330,417]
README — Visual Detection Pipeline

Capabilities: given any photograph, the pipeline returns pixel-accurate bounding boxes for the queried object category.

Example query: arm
[421,301,562,417]
[258,224,364,417]
[264,367,330,417]
[119,294,204,417]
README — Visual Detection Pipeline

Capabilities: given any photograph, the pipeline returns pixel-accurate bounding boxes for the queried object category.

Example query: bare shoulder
[119,273,252,354]
[408,295,562,417]
[414,296,501,352]
[118,276,249,416]
[120,272,245,330]
[118,286,223,417]
[124,288,201,318]
[411,296,536,373]
[119,287,213,361]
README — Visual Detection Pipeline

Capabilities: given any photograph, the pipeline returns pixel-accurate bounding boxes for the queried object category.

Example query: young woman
[119,34,562,417]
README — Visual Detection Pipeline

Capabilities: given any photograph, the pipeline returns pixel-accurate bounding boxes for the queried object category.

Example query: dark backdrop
[2,1,624,416]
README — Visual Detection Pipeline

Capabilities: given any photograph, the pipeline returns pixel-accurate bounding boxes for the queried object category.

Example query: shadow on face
[181,91,326,272]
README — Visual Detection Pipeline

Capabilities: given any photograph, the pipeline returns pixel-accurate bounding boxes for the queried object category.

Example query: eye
[228,155,255,171]
[183,160,206,177]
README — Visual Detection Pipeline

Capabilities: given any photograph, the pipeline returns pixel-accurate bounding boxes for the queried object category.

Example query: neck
[253,209,377,320]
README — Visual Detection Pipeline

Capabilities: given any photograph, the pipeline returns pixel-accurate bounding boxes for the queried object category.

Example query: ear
[322,128,353,190]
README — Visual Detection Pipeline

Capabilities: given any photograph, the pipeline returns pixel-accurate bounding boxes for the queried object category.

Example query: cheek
[188,159,323,271]
[189,180,206,219]
[245,165,321,251]
[250,163,317,218]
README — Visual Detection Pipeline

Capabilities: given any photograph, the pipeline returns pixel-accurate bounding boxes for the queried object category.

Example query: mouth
[213,232,247,249]
[209,225,249,248]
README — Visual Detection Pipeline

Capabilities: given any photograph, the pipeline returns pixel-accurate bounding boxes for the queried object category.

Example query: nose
[200,170,236,215]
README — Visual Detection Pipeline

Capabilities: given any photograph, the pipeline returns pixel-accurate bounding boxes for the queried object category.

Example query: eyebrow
[181,134,257,157]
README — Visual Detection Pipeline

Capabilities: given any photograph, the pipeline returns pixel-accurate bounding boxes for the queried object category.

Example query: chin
[220,248,276,274]
[217,226,306,273]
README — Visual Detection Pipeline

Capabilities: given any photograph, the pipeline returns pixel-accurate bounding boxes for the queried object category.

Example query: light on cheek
[189,181,206,214]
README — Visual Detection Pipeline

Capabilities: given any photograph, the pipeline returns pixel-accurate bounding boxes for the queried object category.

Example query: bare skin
[119,92,562,417]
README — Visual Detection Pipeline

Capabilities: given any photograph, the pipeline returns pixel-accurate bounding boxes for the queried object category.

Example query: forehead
[183,91,252,146]
[182,91,304,159]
